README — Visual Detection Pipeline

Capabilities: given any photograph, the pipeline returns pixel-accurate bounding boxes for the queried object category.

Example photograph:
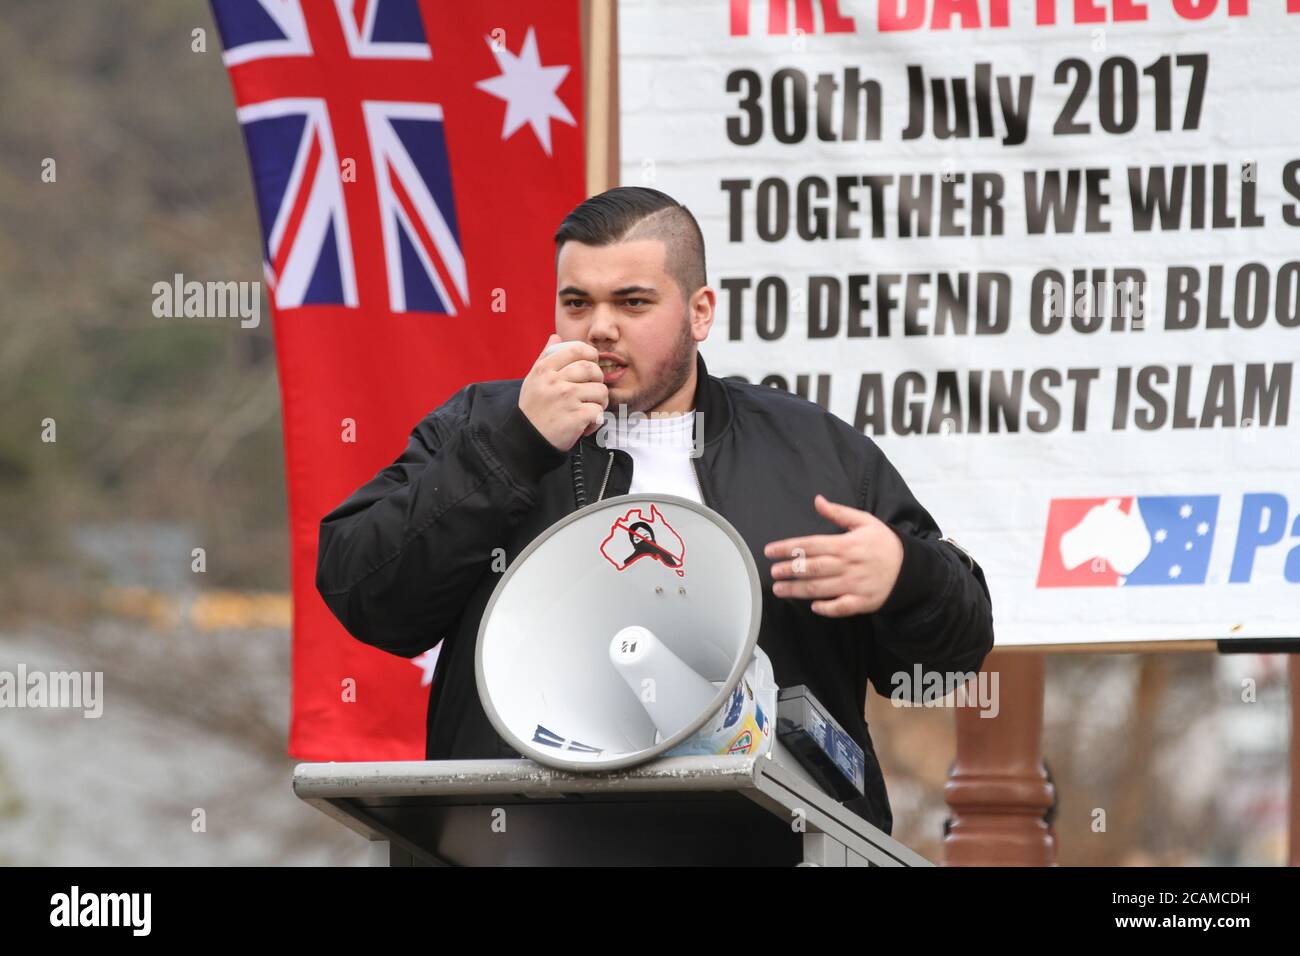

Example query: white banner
[619,0,1300,646]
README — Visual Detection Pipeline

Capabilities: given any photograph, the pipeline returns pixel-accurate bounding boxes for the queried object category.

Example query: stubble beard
[614,314,696,416]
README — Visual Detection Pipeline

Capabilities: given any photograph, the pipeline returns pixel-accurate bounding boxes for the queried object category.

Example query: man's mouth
[598,361,629,385]
[598,354,628,385]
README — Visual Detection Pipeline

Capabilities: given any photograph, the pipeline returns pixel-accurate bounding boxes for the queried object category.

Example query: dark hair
[553,186,707,300]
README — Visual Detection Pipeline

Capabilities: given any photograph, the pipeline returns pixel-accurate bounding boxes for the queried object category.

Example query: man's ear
[689,286,715,342]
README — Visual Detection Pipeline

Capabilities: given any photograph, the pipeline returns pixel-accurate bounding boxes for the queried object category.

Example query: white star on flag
[412,643,443,687]
[475,26,576,156]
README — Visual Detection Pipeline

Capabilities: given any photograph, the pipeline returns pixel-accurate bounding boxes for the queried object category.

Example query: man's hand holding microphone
[518,334,609,452]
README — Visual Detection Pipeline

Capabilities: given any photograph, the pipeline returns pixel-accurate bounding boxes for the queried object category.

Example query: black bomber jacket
[316,351,995,835]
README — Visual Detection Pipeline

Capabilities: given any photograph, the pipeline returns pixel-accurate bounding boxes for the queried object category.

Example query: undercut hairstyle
[553,186,707,301]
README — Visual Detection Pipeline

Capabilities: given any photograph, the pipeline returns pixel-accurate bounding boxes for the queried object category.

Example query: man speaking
[315,186,995,835]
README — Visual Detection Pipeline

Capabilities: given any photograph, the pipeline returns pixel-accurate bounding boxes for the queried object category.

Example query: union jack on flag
[212,0,468,314]
[210,0,584,762]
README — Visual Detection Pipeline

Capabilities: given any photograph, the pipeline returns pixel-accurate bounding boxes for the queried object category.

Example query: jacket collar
[691,350,731,445]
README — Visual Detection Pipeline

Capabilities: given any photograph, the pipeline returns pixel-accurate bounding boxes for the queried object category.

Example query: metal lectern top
[293,753,933,867]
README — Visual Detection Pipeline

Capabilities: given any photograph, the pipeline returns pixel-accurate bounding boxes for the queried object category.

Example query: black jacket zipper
[689,454,709,508]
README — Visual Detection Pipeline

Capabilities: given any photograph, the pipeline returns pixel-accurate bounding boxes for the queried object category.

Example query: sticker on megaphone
[610,627,776,759]
[665,647,776,759]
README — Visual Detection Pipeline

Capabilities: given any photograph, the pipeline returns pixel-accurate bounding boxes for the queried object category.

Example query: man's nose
[586,302,620,343]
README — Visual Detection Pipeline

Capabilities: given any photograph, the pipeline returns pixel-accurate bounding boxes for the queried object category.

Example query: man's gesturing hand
[519,334,609,452]
[764,494,905,617]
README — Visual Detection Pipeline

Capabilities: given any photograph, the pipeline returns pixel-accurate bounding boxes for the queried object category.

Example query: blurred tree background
[0,0,286,617]
[0,2,370,864]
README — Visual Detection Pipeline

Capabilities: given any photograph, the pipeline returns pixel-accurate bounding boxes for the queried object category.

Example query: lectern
[293,754,932,867]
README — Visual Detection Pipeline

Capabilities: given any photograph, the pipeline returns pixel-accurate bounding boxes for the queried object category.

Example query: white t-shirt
[604,410,702,503]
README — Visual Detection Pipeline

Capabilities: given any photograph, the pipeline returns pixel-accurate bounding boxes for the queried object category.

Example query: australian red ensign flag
[210,0,585,759]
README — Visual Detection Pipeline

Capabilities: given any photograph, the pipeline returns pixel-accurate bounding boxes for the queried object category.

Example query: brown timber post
[944,650,1057,866]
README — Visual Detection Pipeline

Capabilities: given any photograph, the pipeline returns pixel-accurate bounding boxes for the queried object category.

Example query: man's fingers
[771,575,850,600]
[764,495,874,558]
[814,493,871,529]
[810,594,869,618]
[538,339,598,370]
[572,383,610,407]
[770,554,843,580]
[763,534,842,560]
[558,359,605,384]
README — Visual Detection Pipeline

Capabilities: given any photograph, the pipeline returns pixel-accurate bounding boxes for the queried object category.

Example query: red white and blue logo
[1037,496,1220,587]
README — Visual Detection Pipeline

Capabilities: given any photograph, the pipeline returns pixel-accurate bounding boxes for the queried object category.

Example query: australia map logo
[1037,495,1220,587]
[599,504,686,576]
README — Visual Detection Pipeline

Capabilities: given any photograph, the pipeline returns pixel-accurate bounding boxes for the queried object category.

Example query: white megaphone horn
[476,493,775,771]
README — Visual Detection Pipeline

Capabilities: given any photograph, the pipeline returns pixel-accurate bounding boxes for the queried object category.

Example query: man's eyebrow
[557,285,660,298]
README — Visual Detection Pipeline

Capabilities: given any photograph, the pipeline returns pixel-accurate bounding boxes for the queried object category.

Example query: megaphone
[475,493,763,772]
